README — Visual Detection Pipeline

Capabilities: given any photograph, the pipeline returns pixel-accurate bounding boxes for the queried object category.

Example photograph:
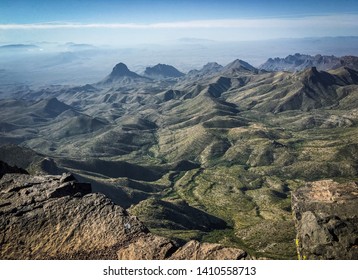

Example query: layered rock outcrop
[292,180,358,259]
[0,166,246,260]
[0,172,148,259]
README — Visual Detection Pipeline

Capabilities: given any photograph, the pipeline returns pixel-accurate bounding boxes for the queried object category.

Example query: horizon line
[1,14,357,30]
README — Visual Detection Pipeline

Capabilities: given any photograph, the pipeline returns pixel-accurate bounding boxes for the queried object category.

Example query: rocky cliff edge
[0,162,246,260]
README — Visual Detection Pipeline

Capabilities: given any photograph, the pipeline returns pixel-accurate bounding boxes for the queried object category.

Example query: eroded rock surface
[292,180,358,259]
[0,172,148,259]
[117,234,177,260]
[0,170,247,260]
[169,240,247,260]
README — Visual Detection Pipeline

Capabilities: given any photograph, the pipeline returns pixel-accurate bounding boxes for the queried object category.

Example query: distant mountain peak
[202,62,223,70]
[186,62,223,79]
[110,63,140,78]
[100,62,147,84]
[223,59,258,73]
[144,64,184,78]
[260,54,358,72]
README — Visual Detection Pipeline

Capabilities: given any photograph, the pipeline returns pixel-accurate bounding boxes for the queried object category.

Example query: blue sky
[1,0,358,23]
[0,0,358,45]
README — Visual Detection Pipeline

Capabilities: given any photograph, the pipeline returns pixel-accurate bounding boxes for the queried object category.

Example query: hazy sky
[1,0,358,45]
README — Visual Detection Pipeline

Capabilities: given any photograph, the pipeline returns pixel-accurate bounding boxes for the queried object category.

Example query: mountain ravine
[1,54,358,259]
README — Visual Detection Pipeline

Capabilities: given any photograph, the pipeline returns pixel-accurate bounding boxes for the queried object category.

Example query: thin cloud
[0,15,357,30]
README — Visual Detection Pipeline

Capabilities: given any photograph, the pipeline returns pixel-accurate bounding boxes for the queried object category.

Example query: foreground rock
[168,240,247,260]
[117,234,177,260]
[117,238,247,260]
[0,170,246,260]
[0,173,149,259]
[292,180,358,260]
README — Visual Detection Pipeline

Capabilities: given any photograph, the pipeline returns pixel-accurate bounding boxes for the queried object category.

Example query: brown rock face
[117,234,177,260]
[0,171,247,260]
[0,173,148,259]
[292,180,358,260]
[169,240,247,260]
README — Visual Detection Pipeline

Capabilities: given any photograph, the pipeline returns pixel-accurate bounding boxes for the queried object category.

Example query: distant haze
[0,0,358,85]
[1,37,358,86]
[0,0,357,44]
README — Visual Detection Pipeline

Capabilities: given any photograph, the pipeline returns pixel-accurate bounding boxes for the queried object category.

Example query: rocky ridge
[222,59,258,75]
[187,62,223,79]
[144,64,184,79]
[260,53,358,72]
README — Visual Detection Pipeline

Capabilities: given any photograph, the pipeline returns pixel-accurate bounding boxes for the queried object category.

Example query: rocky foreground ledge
[0,166,246,260]
[292,180,358,260]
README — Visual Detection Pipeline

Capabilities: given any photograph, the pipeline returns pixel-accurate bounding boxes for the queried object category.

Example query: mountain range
[260,53,358,72]
[0,53,358,259]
